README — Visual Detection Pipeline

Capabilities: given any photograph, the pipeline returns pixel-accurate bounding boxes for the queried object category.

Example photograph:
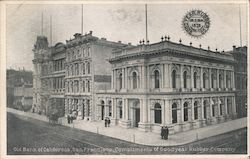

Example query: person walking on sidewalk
[67,114,70,124]
[161,126,164,139]
[107,118,111,127]
[164,126,169,140]
[104,117,107,127]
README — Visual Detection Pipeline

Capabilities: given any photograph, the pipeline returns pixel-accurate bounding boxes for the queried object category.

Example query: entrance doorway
[101,106,104,120]
[135,108,140,127]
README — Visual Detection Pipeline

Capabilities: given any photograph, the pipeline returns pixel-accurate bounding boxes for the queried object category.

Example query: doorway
[135,108,140,127]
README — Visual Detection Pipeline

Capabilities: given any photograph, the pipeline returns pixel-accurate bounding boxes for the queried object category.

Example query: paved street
[7,113,247,155]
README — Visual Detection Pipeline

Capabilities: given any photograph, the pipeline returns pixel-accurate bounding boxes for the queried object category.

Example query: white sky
[6,3,248,71]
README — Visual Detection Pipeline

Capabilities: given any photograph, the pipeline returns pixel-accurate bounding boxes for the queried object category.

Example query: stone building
[64,31,126,121]
[230,46,247,117]
[32,36,66,116]
[96,38,238,134]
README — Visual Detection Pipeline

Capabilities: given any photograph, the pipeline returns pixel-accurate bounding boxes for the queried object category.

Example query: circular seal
[182,9,210,38]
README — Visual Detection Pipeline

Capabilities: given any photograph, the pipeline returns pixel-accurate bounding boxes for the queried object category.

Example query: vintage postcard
[0,0,249,158]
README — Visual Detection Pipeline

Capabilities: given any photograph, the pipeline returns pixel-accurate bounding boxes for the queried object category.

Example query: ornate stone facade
[96,39,238,134]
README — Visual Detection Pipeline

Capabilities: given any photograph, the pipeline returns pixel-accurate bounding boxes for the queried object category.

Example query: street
[7,113,247,155]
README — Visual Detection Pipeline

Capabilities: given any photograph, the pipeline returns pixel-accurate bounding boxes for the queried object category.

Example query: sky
[6,3,248,71]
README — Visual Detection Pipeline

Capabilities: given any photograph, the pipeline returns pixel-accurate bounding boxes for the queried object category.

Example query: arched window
[132,72,137,89]
[87,81,90,92]
[212,103,216,117]
[184,102,189,121]
[193,72,197,88]
[76,81,79,92]
[203,100,207,119]
[82,81,85,92]
[82,63,85,75]
[203,73,206,88]
[183,71,187,88]
[75,63,79,75]
[87,62,90,74]
[211,74,214,88]
[194,101,198,120]
[219,74,222,88]
[119,73,123,90]
[172,103,177,124]
[219,100,223,115]
[108,101,112,116]
[70,65,73,76]
[154,70,160,88]
[172,70,176,88]
[226,75,229,88]
[154,103,162,124]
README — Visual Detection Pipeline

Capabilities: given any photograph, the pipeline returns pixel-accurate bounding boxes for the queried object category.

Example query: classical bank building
[96,39,238,134]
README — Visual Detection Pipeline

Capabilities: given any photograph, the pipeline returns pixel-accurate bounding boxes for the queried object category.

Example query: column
[125,98,129,120]
[231,71,235,89]
[113,70,116,90]
[201,98,204,119]
[111,70,114,89]
[141,65,146,89]
[161,64,164,88]
[142,98,148,123]
[208,68,212,89]
[122,98,126,120]
[180,99,184,123]
[200,67,203,89]
[164,63,170,88]
[210,98,213,117]
[217,69,220,89]
[224,70,227,89]
[191,99,194,120]
[180,65,183,89]
[122,68,125,89]
[162,100,166,125]
[146,65,150,89]
[232,96,236,115]
[224,97,228,115]
[164,99,171,125]
[190,66,194,89]
[124,67,128,89]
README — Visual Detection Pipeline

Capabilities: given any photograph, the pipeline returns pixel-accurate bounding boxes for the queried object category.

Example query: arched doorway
[172,103,178,124]
[154,103,162,124]
[132,100,140,127]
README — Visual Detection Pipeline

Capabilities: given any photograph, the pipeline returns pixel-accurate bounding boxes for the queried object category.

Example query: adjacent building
[231,46,247,117]
[64,32,126,121]
[32,36,66,116]
[96,39,238,134]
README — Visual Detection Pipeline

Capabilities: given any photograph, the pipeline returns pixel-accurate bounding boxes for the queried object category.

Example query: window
[154,103,162,124]
[211,74,214,88]
[226,74,229,88]
[132,72,137,89]
[154,70,160,88]
[203,100,207,119]
[212,104,216,117]
[87,81,90,92]
[82,81,85,92]
[219,101,223,115]
[75,63,79,75]
[203,73,206,88]
[183,71,187,88]
[227,98,231,114]
[193,72,197,88]
[101,100,105,120]
[76,81,79,92]
[108,101,112,116]
[172,70,176,88]
[119,73,123,90]
[219,74,222,88]
[87,62,90,74]
[172,103,178,124]
[82,63,85,75]
[184,102,189,121]
[194,101,198,120]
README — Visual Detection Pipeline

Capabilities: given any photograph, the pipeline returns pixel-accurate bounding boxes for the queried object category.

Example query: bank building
[96,38,240,134]
[32,31,246,134]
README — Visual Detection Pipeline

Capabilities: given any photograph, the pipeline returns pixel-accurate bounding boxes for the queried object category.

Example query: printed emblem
[182,9,210,38]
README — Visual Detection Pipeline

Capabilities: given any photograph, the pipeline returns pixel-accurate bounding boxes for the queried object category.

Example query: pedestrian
[67,114,70,124]
[107,118,111,127]
[104,118,107,127]
[164,126,169,140]
[71,114,74,123]
[161,127,164,139]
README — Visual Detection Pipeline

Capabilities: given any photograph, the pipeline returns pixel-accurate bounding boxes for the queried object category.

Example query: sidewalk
[7,108,247,146]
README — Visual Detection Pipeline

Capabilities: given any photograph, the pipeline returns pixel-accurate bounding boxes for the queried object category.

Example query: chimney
[233,45,236,51]
[118,41,121,43]
[89,31,93,35]
[128,42,131,45]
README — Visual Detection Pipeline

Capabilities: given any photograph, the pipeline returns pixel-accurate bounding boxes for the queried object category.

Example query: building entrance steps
[7,108,247,146]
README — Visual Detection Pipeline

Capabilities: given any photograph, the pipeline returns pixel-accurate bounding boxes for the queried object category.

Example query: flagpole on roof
[145,4,149,44]
[81,4,83,35]
[239,4,242,47]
